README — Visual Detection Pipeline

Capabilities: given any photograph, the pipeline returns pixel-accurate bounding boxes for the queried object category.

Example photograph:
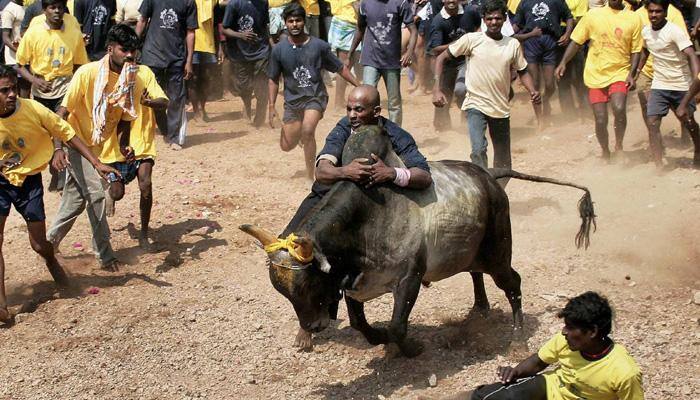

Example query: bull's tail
[489,168,597,249]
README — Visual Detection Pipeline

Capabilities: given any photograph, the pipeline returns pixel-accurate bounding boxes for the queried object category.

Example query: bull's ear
[239,224,277,246]
[292,235,314,262]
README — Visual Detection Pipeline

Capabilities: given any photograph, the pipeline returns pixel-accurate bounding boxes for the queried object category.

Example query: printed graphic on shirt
[160,8,179,29]
[293,66,312,87]
[370,14,394,45]
[93,5,109,25]
[531,2,550,21]
[238,15,254,31]
[1,138,25,167]
[448,27,466,42]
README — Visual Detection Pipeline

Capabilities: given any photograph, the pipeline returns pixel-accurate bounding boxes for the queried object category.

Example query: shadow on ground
[2,271,171,327]
[186,130,247,147]
[310,309,540,400]
[129,219,228,273]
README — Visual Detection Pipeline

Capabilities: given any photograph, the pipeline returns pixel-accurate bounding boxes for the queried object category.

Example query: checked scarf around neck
[91,55,138,145]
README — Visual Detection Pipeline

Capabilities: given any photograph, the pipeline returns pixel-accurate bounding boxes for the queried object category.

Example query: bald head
[348,85,381,108]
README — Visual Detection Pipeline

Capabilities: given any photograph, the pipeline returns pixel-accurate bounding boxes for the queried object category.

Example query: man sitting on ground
[443,291,644,400]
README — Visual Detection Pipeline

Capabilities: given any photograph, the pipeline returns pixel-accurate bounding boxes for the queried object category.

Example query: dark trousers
[230,58,269,127]
[35,96,65,192]
[558,47,587,114]
[283,182,330,235]
[471,375,547,400]
[151,64,187,145]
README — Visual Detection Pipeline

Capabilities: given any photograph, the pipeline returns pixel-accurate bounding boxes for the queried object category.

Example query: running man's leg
[137,160,155,248]
[466,108,489,169]
[589,86,612,159]
[645,89,672,166]
[383,68,402,126]
[300,109,324,180]
[151,67,170,139]
[671,92,700,166]
[526,62,543,128]
[609,85,629,152]
[487,115,512,188]
[47,160,89,251]
[252,59,269,127]
[0,216,7,321]
[28,220,69,286]
[165,64,188,147]
[335,50,351,110]
[541,64,556,120]
[280,106,304,153]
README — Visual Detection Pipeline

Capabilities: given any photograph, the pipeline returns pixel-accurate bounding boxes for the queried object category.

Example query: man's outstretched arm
[497,353,549,384]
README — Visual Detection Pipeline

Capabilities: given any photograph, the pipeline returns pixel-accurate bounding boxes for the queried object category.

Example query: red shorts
[588,81,628,104]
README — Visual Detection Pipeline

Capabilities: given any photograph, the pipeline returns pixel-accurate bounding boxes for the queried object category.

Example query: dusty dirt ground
[0,80,698,400]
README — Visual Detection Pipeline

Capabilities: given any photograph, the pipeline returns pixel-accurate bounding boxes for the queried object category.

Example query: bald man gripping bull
[286,85,433,233]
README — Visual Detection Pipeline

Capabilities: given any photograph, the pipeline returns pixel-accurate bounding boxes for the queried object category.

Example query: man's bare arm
[315,158,371,186]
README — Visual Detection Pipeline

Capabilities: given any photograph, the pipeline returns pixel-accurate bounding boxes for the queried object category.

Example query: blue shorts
[108,158,153,185]
[647,89,696,117]
[522,35,559,65]
[283,97,327,123]
[0,173,46,222]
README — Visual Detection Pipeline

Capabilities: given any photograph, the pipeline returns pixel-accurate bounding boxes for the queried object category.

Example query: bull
[240,125,596,357]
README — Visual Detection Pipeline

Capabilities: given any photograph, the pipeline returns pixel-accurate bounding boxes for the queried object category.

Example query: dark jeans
[472,375,547,400]
[35,96,65,192]
[151,63,187,145]
[230,58,269,126]
[466,108,511,170]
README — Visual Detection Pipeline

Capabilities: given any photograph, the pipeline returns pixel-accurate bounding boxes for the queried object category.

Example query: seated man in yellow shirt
[449,291,644,400]
[0,64,117,322]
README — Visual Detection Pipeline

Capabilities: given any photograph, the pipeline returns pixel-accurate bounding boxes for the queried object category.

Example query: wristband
[393,168,411,187]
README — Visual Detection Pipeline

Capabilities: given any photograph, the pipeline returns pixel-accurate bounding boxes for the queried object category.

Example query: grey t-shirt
[359,0,414,70]
[139,0,198,68]
[222,0,270,61]
[267,36,343,109]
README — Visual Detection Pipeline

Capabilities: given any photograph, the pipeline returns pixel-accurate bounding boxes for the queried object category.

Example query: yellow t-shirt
[330,0,358,24]
[195,0,218,54]
[299,0,320,16]
[570,6,642,89]
[538,333,644,400]
[100,65,168,163]
[448,32,528,118]
[0,98,76,186]
[636,5,687,79]
[566,0,588,20]
[508,0,521,14]
[16,15,89,82]
[269,0,293,8]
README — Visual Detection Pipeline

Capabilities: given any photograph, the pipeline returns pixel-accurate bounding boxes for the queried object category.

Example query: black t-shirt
[267,36,343,108]
[222,0,270,61]
[513,0,572,38]
[74,0,116,60]
[139,0,198,68]
[426,5,481,64]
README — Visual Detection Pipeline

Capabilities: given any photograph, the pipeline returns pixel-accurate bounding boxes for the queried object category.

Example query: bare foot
[101,260,121,272]
[0,307,10,323]
[169,143,182,151]
[293,327,313,351]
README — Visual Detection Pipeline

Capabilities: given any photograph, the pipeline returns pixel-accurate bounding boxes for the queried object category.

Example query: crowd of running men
[0,0,695,398]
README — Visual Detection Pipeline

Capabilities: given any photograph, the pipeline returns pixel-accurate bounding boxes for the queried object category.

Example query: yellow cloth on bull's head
[264,234,314,264]
[91,55,138,145]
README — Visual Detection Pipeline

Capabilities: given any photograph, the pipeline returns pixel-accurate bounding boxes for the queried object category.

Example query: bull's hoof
[364,327,389,346]
[294,328,313,351]
[468,304,490,318]
[398,337,424,358]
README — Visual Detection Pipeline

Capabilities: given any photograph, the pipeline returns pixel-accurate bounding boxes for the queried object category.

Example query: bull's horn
[292,235,314,262]
[239,224,277,246]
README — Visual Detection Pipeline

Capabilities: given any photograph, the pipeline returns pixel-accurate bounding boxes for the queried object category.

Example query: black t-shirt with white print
[513,0,572,38]
[74,0,116,61]
[139,0,198,68]
[267,36,343,109]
